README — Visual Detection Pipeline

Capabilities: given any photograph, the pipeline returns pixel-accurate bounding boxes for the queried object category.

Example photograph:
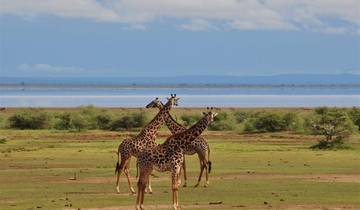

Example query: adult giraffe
[115,94,179,194]
[145,97,212,187]
[136,107,217,210]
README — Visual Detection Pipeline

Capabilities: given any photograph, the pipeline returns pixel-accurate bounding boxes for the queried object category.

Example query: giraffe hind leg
[124,166,136,194]
[116,157,130,194]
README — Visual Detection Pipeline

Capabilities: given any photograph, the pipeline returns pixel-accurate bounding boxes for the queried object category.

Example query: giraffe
[136,107,217,210]
[145,98,212,187]
[115,94,179,194]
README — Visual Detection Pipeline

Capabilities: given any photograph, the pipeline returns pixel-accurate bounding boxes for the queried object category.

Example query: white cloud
[0,0,121,22]
[18,63,84,74]
[179,19,216,31]
[1,0,359,34]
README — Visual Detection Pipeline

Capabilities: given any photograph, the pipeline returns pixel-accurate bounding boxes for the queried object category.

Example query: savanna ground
[0,108,360,210]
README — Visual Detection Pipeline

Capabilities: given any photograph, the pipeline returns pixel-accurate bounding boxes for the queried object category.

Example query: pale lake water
[0,87,359,107]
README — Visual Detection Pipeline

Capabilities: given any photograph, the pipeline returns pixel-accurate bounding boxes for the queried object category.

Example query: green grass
[0,130,359,210]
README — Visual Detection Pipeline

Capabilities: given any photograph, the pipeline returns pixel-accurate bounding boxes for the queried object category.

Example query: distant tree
[181,114,202,127]
[234,111,248,123]
[244,112,286,133]
[8,110,51,129]
[309,107,355,149]
[109,112,148,131]
[54,112,88,131]
[208,112,235,131]
[348,107,360,131]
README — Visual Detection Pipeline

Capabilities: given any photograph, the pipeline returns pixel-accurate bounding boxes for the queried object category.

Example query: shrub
[109,112,148,131]
[208,112,235,131]
[71,113,88,131]
[310,138,349,150]
[54,112,88,131]
[348,107,360,131]
[244,112,286,133]
[234,111,248,123]
[282,112,301,131]
[308,107,355,149]
[181,114,202,127]
[79,106,100,129]
[8,110,51,129]
[95,111,113,130]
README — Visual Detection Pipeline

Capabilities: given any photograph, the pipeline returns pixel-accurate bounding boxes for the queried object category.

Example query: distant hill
[1,74,360,86]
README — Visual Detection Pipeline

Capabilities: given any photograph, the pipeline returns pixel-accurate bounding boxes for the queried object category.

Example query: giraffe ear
[155,97,159,100]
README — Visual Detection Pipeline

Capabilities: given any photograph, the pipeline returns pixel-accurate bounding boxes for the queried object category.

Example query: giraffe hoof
[130,187,136,194]
[116,187,120,194]
[204,184,208,188]
[182,184,187,188]
[194,184,199,188]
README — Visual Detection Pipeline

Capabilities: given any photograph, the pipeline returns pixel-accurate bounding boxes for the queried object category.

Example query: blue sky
[0,0,359,77]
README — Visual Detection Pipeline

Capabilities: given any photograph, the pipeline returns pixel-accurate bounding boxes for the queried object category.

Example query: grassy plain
[0,128,360,210]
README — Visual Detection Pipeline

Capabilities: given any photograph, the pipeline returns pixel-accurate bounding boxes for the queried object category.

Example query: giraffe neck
[157,103,186,134]
[181,115,210,143]
[138,100,173,138]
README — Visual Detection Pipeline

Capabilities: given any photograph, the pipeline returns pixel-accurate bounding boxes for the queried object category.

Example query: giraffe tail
[115,148,121,175]
[115,162,120,175]
[207,145,212,174]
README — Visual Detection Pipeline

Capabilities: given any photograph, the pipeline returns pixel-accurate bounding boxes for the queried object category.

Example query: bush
[234,111,248,123]
[348,107,360,131]
[71,113,88,131]
[109,112,148,131]
[244,112,286,133]
[208,112,235,131]
[54,112,88,131]
[8,110,51,129]
[95,111,113,130]
[282,112,301,131]
[308,107,355,149]
[310,138,349,150]
[181,114,202,127]
[79,106,100,129]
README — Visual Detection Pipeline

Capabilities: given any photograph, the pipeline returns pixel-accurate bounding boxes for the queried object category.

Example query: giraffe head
[145,97,163,109]
[202,107,218,122]
[166,94,180,107]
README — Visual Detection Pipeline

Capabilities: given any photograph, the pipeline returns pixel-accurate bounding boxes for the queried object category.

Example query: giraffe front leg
[136,167,150,210]
[194,161,205,188]
[147,175,153,194]
[203,160,209,187]
[172,168,181,210]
